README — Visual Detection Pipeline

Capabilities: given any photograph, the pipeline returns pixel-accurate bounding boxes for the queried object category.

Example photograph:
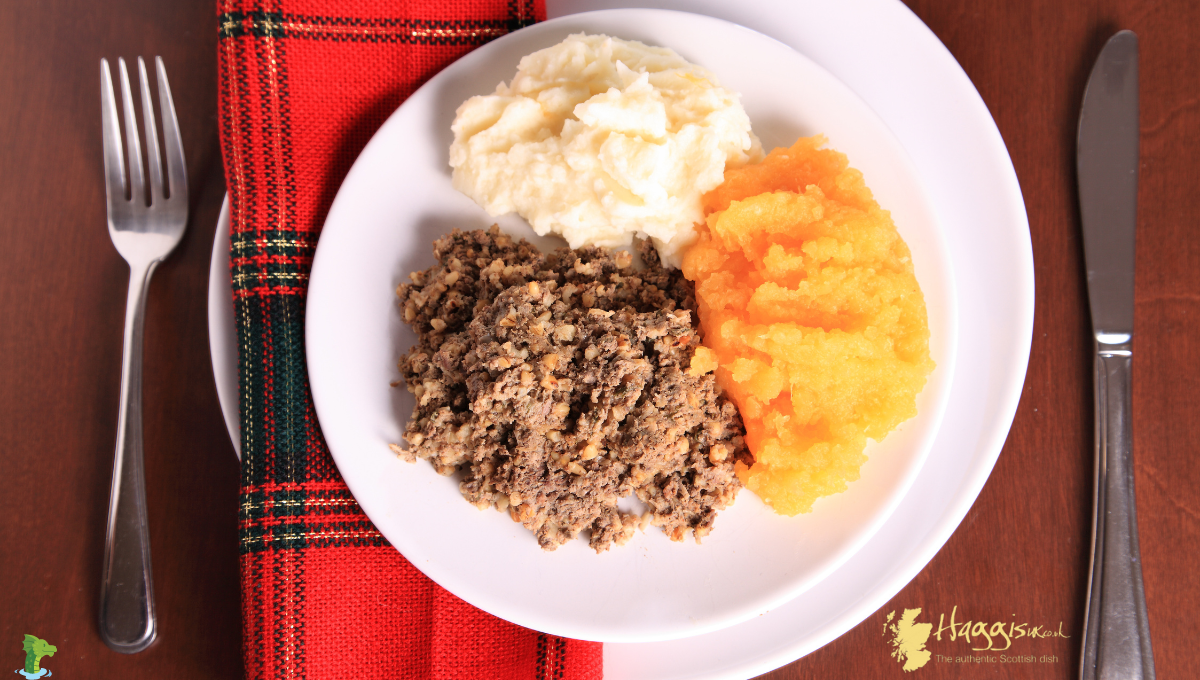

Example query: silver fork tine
[136,57,163,202]
[117,58,144,205]
[155,57,186,202]
[100,60,127,203]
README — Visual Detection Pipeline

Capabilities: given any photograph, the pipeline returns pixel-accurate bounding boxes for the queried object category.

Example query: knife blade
[1076,29,1155,680]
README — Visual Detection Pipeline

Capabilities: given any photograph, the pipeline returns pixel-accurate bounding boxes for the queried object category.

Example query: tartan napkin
[216,2,603,678]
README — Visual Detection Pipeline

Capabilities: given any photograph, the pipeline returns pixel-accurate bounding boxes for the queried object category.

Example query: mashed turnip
[682,136,934,516]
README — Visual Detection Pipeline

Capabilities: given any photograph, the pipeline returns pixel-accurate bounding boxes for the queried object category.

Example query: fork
[98,56,187,654]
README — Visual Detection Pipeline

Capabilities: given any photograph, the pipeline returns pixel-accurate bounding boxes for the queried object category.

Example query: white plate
[208,0,1032,676]
[304,9,954,644]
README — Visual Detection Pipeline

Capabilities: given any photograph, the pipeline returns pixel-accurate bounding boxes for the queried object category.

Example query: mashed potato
[450,33,761,268]
[682,136,934,515]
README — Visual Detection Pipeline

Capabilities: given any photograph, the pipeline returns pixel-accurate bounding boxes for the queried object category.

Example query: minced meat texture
[394,227,749,552]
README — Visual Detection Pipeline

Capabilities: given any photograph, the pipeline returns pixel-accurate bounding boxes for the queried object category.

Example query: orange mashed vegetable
[682,136,934,515]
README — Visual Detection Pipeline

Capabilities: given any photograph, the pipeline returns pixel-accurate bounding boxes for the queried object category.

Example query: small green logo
[17,635,56,679]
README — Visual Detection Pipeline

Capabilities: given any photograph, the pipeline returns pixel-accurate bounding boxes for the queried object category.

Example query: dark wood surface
[0,1,1195,678]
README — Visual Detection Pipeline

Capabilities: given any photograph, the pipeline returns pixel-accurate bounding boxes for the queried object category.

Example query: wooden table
[1,1,1195,678]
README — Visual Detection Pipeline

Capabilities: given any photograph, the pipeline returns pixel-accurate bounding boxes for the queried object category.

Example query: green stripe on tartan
[273,291,311,482]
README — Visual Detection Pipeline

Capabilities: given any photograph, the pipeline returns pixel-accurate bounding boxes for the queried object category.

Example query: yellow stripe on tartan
[305,497,361,509]
[232,271,310,285]
[239,528,384,547]
[282,20,506,40]
[218,12,513,43]
[240,494,362,515]
[231,236,316,251]
[303,527,384,541]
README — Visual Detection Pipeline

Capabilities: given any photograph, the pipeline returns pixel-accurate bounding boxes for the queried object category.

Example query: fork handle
[100,260,159,654]
[1080,342,1154,680]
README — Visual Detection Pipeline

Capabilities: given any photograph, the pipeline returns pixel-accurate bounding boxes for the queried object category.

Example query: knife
[1077,29,1155,680]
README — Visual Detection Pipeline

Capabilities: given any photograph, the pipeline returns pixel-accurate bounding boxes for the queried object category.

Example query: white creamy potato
[449,33,761,267]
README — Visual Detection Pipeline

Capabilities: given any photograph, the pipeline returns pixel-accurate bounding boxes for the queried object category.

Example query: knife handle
[1080,340,1154,680]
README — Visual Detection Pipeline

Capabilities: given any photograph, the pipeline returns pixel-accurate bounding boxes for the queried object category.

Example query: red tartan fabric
[215,2,603,678]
